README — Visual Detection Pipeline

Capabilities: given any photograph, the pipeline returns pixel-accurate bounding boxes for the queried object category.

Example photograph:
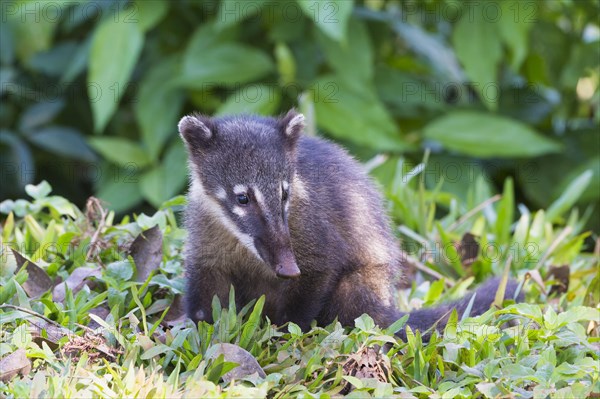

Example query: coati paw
[194,309,206,322]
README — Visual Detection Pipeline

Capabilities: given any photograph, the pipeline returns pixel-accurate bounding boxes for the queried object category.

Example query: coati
[178,110,520,338]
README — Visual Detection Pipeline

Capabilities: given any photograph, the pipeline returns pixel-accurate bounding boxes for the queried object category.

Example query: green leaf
[18,100,65,132]
[239,296,265,348]
[423,111,561,158]
[498,1,533,71]
[6,5,57,63]
[135,56,184,160]
[135,0,168,32]
[316,18,373,84]
[312,75,409,152]
[88,11,144,132]
[0,130,34,186]
[140,141,187,207]
[141,344,173,360]
[88,137,151,168]
[297,0,353,42]
[287,322,302,337]
[0,22,14,65]
[546,170,593,222]
[96,179,144,213]
[556,306,600,327]
[106,260,134,281]
[275,42,296,86]
[179,26,273,89]
[343,375,364,389]
[452,2,502,110]
[28,127,97,162]
[216,85,281,116]
[354,314,375,332]
[25,181,52,200]
[217,0,267,28]
[495,178,514,246]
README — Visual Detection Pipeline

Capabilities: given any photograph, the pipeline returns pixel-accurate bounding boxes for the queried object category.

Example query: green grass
[0,166,598,398]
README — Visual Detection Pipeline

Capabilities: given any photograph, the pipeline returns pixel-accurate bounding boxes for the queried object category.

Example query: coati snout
[178,111,304,280]
[179,110,522,334]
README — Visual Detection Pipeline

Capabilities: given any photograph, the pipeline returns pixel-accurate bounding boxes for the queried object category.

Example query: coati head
[178,110,305,279]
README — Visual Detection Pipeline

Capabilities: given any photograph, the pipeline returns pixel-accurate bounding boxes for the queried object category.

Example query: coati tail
[397,277,523,341]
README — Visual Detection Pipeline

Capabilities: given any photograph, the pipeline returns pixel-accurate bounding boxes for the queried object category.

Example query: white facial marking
[252,186,266,208]
[215,186,227,200]
[233,184,248,195]
[282,181,289,191]
[292,175,308,200]
[286,114,305,136]
[189,178,260,260]
[232,206,246,217]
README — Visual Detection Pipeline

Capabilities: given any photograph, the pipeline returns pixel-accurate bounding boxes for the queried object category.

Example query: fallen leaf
[0,348,31,382]
[28,319,72,350]
[129,226,163,282]
[53,266,101,302]
[12,250,53,298]
[87,306,111,330]
[208,343,266,383]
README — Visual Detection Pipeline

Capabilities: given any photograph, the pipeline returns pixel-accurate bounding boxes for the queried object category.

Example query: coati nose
[275,261,301,279]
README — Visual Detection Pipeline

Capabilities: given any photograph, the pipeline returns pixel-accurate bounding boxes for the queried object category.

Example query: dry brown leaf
[52,266,102,302]
[13,250,53,298]
[0,348,31,382]
[129,225,163,282]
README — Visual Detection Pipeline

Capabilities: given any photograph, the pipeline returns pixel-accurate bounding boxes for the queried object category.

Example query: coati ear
[178,114,214,150]
[278,109,305,146]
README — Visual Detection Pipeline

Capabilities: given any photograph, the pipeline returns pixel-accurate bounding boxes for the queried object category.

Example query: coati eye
[236,193,249,205]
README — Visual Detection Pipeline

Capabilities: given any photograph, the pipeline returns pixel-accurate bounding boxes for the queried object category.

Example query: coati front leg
[318,267,401,329]
[281,274,332,330]
[185,264,231,324]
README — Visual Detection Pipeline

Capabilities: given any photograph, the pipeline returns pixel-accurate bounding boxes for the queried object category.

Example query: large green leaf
[178,44,273,89]
[423,111,561,158]
[0,130,34,186]
[178,24,273,89]
[96,179,144,213]
[312,75,409,152]
[498,1,533,71]
[546,170,593,222]
[140,141,187,207]
[28,126,97,162]
[135,0,168,32]
[88,137,151,168]
[5,4,58,63]
[297,0,353,42]
[217,0,267,28]
[135,56,184,161]
[216,85,281,116]
[316,18,373,84]
[452,2,502,110]
[88,12,144,132]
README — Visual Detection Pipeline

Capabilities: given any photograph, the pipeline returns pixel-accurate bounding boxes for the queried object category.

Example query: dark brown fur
[180,111,521,337]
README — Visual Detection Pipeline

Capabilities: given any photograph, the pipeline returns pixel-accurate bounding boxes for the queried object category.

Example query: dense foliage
[1,1,599,397]
[1,0,598,230]
[0,171,598,397]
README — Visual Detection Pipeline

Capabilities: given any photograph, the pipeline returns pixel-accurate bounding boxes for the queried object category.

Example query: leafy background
[1,1,599,397]
[0,0,598,231]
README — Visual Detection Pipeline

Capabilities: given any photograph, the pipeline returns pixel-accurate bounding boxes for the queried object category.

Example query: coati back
[179,110,520,336]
